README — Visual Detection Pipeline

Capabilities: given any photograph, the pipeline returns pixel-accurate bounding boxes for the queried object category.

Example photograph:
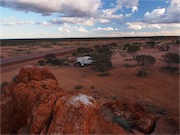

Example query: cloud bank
[0,0,101,17]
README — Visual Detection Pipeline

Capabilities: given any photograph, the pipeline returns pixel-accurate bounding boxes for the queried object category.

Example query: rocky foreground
[1,65,179,134]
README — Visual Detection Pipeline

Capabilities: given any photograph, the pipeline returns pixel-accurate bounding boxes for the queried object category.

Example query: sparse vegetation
[51,58,67,66]
[77,47,93,54]
[136,55,156,76]
[92,53,112,72]
[91,45,113,72]
[127,44,140,58]
[162,53,179,65]
[44,53,56,60]
[72,52,77,56]
[38,60,45,66]
[124,63,137,68]
[162,53,179,73]
[42,44,51,48]
[146,41,155,48]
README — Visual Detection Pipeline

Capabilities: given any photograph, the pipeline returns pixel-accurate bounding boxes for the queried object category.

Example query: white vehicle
[77,56,94,67]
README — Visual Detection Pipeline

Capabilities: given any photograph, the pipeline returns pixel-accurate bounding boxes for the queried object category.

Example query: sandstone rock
[17,65,57,83]
[48,93,98,134]
[1,65,62,134]
[19,94,58,134]
[0,95,13,134]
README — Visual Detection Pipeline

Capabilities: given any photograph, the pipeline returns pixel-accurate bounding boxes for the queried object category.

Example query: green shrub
[38,60,45,66]
[162,66,178,73]
[74,85,83,90]
[146,41,155,48]
[124,63,137,68]
[92,53,112,72]
[91,45,113,72]
[42,44,51,48]
[111,43,118,47]
[51,58,60,65]
[162,53,179,65]
[162,53,179,73]
[127,44,140,58]
[51,58,67,66]
[72,52,77,56]
[123,43,130,50]
[136,55,156,76]
[44,53,56,60]
[77,47,93,54]
[63,63,70,66]
[59,59,67,66]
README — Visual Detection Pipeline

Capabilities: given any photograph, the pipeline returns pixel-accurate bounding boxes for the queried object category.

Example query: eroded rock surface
[1,65,179,134]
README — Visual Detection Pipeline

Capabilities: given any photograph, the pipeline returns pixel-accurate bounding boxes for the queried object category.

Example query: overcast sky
[0,0,180,39]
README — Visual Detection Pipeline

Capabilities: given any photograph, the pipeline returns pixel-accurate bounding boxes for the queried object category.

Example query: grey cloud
[0,0,101,17]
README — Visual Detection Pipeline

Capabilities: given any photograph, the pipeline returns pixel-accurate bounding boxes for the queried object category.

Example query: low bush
[146,41,155,48]
[136,55,156,76]
[51,58,60,65]
[92,53,112,72]
[91,45,113,72]
[77,47,93,54]
[162,53,179,65]
[162,66,178,73]
[38,60,45,66]
[44,53,56,60]
[124,63,137,68]
[72,52,77,56]
[127,44,140,58]
[63,63,70,66]
[51,58,67,66]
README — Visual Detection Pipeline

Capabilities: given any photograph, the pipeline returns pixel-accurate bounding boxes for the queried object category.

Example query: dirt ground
[1,37,179,118]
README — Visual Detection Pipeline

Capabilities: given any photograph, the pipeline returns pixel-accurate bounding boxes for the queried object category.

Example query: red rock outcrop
[1,65,62,134]
[99,101,157,134]
[1,65,179,134]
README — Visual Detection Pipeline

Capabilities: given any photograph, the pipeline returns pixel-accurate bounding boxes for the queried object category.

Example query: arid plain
[1,37,179,134]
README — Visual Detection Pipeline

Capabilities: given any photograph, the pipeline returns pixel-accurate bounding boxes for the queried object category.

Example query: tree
[127,44,140,58]
[92,52,112,72]
[162,53,179,73]
[162,53,179,67]
[91,45,112,72]
[136,55,156,76]
[44,53,57,63]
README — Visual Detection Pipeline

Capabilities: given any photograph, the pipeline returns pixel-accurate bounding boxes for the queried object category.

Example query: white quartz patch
[69,94,95,107]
